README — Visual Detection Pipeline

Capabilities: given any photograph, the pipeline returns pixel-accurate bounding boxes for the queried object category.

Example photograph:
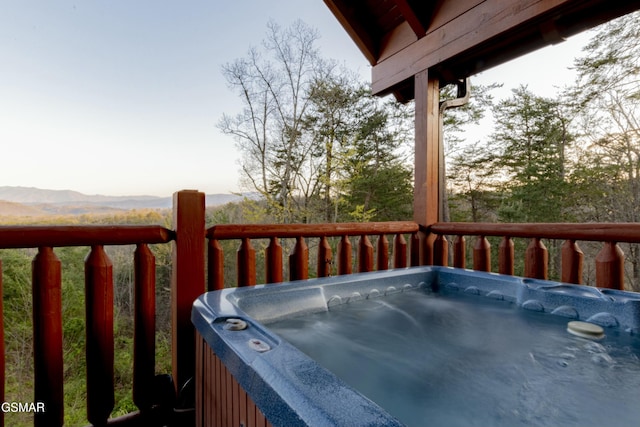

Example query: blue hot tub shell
[191,266,640,427]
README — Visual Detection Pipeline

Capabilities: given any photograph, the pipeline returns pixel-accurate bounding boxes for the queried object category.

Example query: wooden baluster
[0,260,3,427]
[317,236,333,277]
[525,238,548,279]
[133,244,156,412]
[393,233,408,268]
[237,238,256,287]
[473,236,491,272]
[561,239,583,284]
[377,234,389,271]
[596,242,625,290]
[433,235,448,266]
[289,236,308,281]
[420,232,434,266]
[453,235,465,268]
[358,235,374,273]
[32,247,63,427]
[85,245,114,426]
[208,239,225,291]
[499,236,515,276]
[338,235,352,275]
[265,237,283,284]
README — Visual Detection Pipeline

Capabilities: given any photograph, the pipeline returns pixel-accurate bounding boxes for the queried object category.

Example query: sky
[0,1,597,197]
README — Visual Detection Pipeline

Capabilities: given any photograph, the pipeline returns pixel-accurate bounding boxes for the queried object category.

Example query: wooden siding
[195,332,272,427]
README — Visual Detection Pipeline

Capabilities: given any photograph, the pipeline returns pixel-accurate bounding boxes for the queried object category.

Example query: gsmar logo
[1,402,46,413]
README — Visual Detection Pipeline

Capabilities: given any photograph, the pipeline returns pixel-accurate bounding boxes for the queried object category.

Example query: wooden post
[266,237,283,284]
[525,238,548,279]
[237,238,256,287]
[561,239,583,284]
[499,236,515,276]
[85,245,114,426]
[357,235,374,272]
[172,190,205,392]
[596,242,625,289]
[32,247,63,427]
[473,236,491,272]
[317,236,333,277]
[414,69,440,263]
[133,244,156,412]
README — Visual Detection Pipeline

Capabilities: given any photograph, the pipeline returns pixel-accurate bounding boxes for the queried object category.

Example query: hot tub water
[266,289,640,427]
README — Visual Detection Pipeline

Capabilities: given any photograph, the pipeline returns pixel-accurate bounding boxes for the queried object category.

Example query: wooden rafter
[392,0,426,37]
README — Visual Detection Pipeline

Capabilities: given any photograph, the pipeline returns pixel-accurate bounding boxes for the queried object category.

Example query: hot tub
[192,266,640,427]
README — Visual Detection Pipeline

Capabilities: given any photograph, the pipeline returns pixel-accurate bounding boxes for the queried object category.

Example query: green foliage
[489,86,574,223]
[342,162,413,222]
[446,82,576,228]
[2,249,35,427]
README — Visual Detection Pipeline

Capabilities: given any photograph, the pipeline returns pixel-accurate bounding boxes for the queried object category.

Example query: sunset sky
[0,1,594,197]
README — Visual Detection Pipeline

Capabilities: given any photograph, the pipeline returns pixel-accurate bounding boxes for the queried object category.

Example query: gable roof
[324,0,640,100]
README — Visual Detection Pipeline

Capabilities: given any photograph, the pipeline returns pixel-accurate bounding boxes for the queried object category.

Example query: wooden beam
[373,0,640,95]
[374,0,574,94]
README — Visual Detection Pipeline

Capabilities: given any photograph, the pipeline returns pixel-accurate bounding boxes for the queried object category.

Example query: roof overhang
[325,0,640,101]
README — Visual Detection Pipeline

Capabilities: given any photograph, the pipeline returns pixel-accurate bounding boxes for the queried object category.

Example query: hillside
[0,200,49,217]
[0,186,249,216]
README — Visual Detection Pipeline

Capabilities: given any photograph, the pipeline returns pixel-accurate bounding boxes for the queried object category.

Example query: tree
[570,10,640,225]
[447,141,499,222]
[490,86,573,223]
[568,10,640,289]
[219,20,330,223]
[302,73,363,222]
[339,94,414,222]
[220,20,415,224]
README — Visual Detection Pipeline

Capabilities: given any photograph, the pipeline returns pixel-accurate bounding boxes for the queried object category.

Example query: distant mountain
[0,186,160,204]
[0,186,250,214]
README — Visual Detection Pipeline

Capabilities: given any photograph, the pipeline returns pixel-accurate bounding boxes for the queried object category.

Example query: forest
[218,13,640,288]
[1,10,639,427]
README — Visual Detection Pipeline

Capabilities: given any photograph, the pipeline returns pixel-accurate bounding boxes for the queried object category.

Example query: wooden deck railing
[0,190,207,427]
[0,226,174,427]
[206,221,422,290]
[3,187,640,427]
[207,220,640,291]
[426,222,640,290]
